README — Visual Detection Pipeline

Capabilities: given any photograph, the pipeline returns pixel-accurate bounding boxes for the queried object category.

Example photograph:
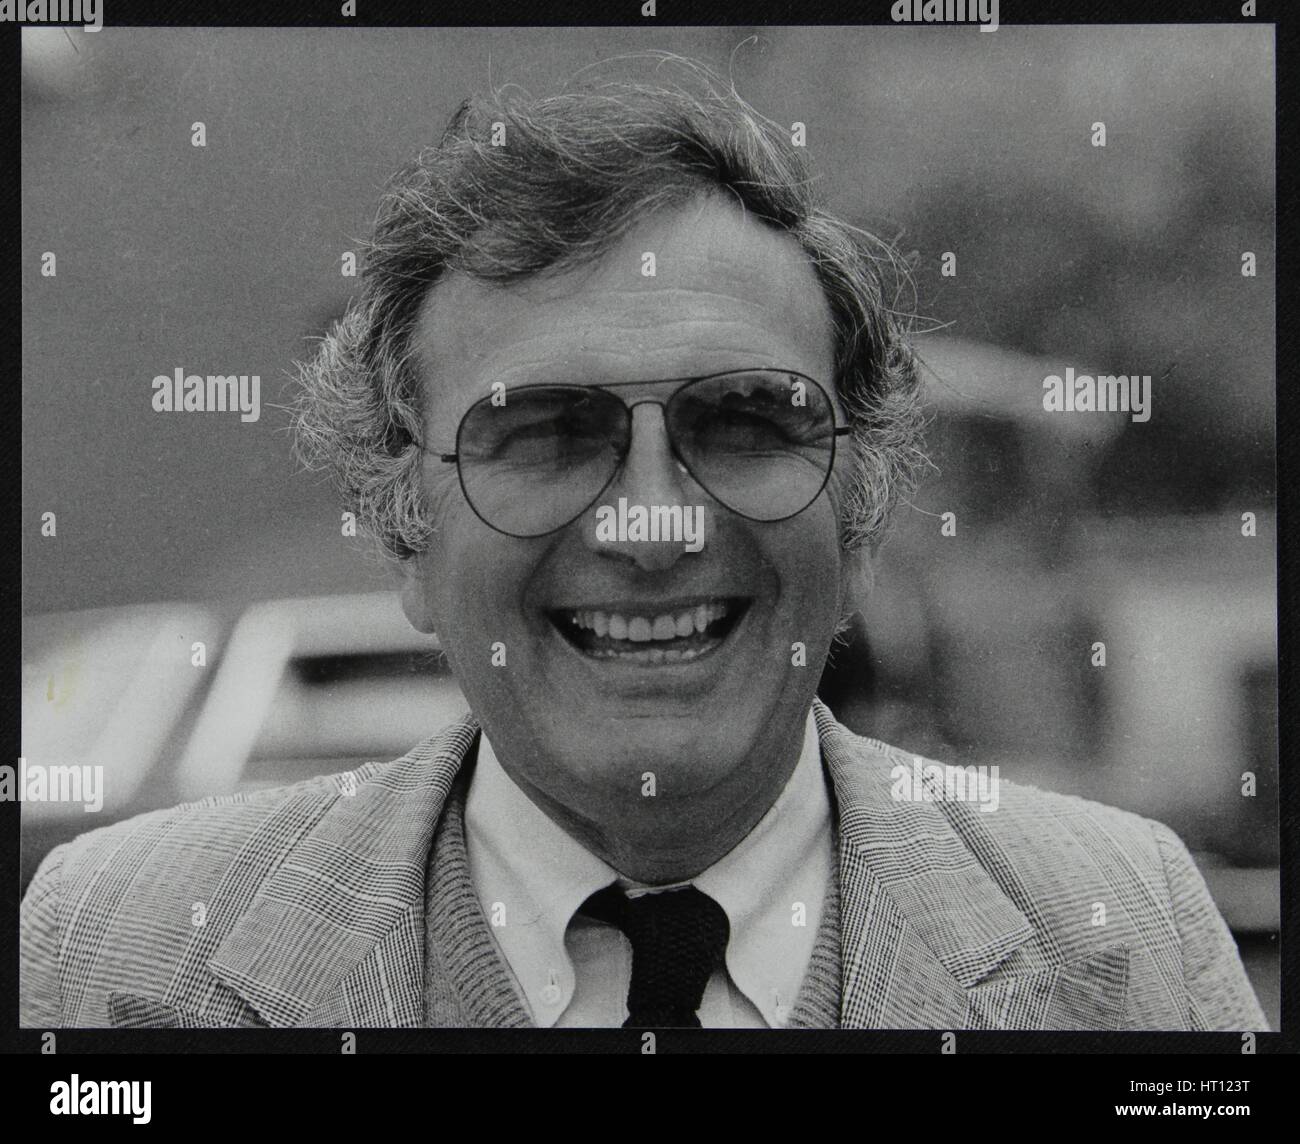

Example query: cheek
[765,504,845,619]
[424,512,539,653]
[418,515,491,648]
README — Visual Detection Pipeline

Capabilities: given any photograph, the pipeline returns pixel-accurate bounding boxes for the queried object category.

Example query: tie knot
[581,884,730,1028]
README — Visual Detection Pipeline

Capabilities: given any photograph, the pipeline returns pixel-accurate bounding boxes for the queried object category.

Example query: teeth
[584,643,711,663]
[563,601,733,643]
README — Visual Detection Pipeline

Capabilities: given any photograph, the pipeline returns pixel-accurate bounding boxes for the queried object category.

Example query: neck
[503,715,808,884]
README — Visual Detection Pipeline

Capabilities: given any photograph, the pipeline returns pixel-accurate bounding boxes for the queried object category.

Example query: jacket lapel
[814,701,1130,1030]
[206,716,480,1028]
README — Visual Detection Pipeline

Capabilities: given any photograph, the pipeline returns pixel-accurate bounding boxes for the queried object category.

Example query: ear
[396,554,438,634]
[838,544,875,624]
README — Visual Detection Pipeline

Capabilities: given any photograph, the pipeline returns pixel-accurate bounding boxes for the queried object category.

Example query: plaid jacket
[19,701,1267,1030]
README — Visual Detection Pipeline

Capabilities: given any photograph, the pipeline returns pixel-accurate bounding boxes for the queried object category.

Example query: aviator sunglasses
[428,368,851,539]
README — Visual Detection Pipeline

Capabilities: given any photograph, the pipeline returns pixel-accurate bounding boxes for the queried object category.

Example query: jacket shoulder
[20,727,465,1027]
[839,724,1167,857]
[945,770,1206,906]
[847,733,1175,868]
[966,771,1168,853]
[48,720,470,879]
[51,760,387,885]
[845,730,1180,946]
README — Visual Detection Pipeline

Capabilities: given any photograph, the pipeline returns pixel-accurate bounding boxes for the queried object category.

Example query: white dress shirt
[464,708,832,1027]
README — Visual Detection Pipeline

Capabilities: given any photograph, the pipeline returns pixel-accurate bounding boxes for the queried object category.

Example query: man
[21,61,1266,1031]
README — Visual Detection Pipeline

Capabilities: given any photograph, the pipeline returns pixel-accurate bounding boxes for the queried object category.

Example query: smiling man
[20,60,1266,1032]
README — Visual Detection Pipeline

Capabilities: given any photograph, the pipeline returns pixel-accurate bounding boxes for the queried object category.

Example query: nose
[578,403,708,571]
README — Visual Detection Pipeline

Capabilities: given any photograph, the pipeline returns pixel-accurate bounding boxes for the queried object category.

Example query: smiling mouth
[548,597,751,663]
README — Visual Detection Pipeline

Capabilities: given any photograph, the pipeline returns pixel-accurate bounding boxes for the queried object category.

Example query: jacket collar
[202,702,1128,1029]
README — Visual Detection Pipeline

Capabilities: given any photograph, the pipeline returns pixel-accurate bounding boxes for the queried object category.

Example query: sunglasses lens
[456,387,625,536]
[668,371,838,520]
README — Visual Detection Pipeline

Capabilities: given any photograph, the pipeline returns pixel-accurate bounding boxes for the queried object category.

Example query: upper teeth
[567,602,730,642]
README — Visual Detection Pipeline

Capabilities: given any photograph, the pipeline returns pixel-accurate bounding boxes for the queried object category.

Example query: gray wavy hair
[292,55,927,561]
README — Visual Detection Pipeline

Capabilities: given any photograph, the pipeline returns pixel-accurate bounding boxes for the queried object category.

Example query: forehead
[411,195,837,425]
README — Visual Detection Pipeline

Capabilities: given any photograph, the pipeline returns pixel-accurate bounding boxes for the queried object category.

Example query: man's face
[401,195,851,869]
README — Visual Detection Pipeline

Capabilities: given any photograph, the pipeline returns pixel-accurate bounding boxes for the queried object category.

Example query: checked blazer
[20,701,1267,1030]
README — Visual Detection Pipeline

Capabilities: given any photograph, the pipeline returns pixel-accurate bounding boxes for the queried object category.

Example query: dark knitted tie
[581,883,731,1028]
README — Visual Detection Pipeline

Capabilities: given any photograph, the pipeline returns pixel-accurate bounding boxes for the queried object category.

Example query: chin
[592,714,760,790]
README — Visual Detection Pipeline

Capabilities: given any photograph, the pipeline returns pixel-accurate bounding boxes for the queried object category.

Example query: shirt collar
[464,734,616,1020]
[464,707,831,1027]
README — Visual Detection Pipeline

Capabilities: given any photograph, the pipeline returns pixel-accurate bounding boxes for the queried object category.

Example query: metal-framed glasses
[429,368,851,539]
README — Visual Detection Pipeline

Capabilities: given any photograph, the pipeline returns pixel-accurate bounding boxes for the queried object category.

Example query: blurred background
[21,26,1277,1024]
